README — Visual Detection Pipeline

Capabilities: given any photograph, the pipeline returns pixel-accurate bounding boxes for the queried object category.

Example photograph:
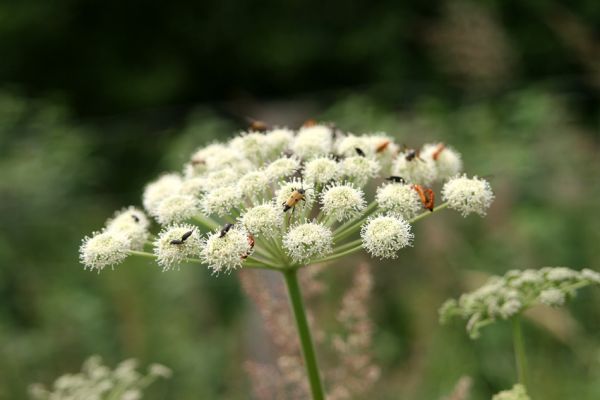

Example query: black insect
[355,147,366,157]
[131,214,140,222]
[170,229,195,245]
[219,223,234,238]
[405,148,420,161]
[386,176,406,184]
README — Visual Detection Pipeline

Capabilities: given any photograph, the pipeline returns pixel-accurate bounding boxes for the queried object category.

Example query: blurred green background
[0,1,599,399]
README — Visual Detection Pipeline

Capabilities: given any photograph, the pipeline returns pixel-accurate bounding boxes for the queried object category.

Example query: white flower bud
[142,174,182,216]
[237,170,270,200]
[421,143,462,181]
[153,224,202,270]
[303,157,340,185]
[375,183,422,219]
[361,215,413,259]
[264,128,294,156]
[442,174,494,217]
[291,125,333,159]
[239,203,282,237]
[265,156,301,181]
[201,186,243,217]
[392,153,436,185]
[320,184,366,222]
[155,194,201,225]
[539,288,566,307]
[341,156,380,186]
[105,207,150,250]
[492,384,531,400]
[80,230,131,271]
[202,226,253,273]
[283,222,333,263]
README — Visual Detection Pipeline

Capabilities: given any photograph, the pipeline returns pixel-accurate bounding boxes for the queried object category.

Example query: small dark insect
[386,176,406,184]
[131,214,140,223]
[241,234,255,260]
[355,147,366,157]
[405,148,421,162]
[248,118,269,132]
[412,184,435,212]
[219,223,234,238]
[170,229,195,245]
[375,140,391,153]
[432,143,445,161]
[283,188,306,212]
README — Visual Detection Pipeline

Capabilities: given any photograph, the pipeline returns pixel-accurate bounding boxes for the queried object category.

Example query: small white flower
[441,174,494,217]
[264,128,294,156]
[122,390,142,400]
[180,176,206,196]
[392,152,436,185]
[303,157,340,185]
[341,156,380,186]
[230,132,268,163]
[105,207,150,250]
[155,194,201,225]
[582,268,600,284]
[149,364,172,378]
[499,298,522,318]
[291,124,333,159]
[283,222,334,263]
[200,169,241,191]
[237,170,270,200]
[201,186,243,217]
[539,288,566,307]
[336,134,372,157]
[544,266,577,282]
[375,183,422,219]
[202,227,252,273]
[421,143,462,181]
[361,215,413,259]
[80,231,131,271]
[265,156,300,181]
[320,184,366,222]
[275,178,315,210]
[239,203,282,236]
[492,384,531,400]
[142,174,182,216]
[154,224,202,270]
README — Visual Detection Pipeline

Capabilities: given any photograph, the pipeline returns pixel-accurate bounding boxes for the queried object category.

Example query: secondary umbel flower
[291,124,333,159]
[80,230,131,271]
[240,203,283,237]
[375,183,422,219]
[341,156,380,186]
[421,143,463,181]
[154,224,202,270]
[361,215,413,259]
[320,183,366,222]
[303,157,340,185]
[201,186,243,217]
[238,170,270,200]
[283,222,334,263]
[105,206,149,250]
[392,152,436,185]
[155,194,201,225]
[442,174,494,217]
[202,226,253,273]
[143,173,182,217]
[265,156,301,181]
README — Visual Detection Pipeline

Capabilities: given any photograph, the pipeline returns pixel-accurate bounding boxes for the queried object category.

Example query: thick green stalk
[512,316,528,389]
[282,268,325,400]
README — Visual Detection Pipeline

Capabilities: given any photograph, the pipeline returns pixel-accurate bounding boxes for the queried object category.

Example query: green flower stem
[333,202,378,235]
[512,316,528,389]
[129,250,158,259]
[192,215,220,230]
[408,202,448,223]
[282,268,326,400]
[331,238,363,254]
[311,245,363,265]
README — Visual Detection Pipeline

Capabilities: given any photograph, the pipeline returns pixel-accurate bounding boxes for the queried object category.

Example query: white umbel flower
[106,206,150,250]
[155,194,201,225]
[375,183,422,219]
[276,178,315,210]
[320,184,366,222]
[202,226,253,273]
[336,134,372,157]
[201,186,243,217]
[291,124,333,159]
[492,384,531,400]
[80,230,131,271]
[341,156,381,186]
[153,224,202,270]
[304,157,340,185]
[230,132,268,163]
[179,176,206,196]
[265,156,301,181]
[200,169,241,191]
[442,175,494,217]
[283,222,334,263]
[392,152,436,186]
[240,203,282,236]
[142,174,182,216]
[421,143,463,181]
[539,288,566,306]
[361,215,413,259]
[237,170,270,200]
[264,128,294,156]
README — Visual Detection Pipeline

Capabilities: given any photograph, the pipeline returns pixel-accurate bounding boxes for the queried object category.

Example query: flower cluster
[491,384,530,400]
[29,356,171,400]
[80,123,493,273]
[439,267,600,338]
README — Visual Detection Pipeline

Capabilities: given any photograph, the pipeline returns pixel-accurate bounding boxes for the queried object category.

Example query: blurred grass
[0,87,599,399]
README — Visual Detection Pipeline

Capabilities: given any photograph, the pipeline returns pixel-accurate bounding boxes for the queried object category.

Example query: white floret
[80,230,131,271]
[291,124,333,159]
[360,215,413,259]
[153,224,202,270]
[375,183,422,219]
[320,184,366,222]
[283,222,334,263]
[202,226,253,273]
[441,174,494,217]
